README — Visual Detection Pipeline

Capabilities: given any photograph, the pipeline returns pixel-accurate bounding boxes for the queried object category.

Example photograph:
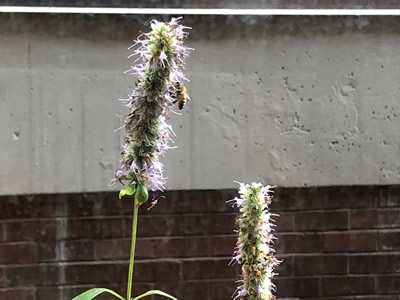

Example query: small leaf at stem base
[72,288,125,300]
[119,185,136,199]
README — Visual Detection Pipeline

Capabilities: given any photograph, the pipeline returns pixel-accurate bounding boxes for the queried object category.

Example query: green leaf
[72,288,125,300]
[135,183,149,204]
[119,185,136,199]
[133,290,177,300]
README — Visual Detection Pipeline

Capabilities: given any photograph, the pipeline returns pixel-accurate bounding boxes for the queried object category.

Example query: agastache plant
[229,183,281,300]
[117,17,191,199]
[73,18,191,300]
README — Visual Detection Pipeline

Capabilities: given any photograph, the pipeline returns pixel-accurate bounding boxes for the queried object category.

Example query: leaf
[133,290,177,300]
[135,183,149,204]
[119,185,136,199]
[72,288,125,300]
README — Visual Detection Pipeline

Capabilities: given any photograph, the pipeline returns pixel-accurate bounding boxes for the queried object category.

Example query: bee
[147,195,165,211]
[171,81,190,110]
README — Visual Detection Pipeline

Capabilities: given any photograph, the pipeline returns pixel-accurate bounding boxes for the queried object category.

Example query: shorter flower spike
[229,182,281,300]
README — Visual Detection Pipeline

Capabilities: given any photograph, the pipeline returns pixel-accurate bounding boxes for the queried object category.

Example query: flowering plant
[73,17,191,300]
[229,182,281,300]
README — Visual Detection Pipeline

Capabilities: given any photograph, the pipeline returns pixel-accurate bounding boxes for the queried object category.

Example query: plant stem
[126,197,139,300]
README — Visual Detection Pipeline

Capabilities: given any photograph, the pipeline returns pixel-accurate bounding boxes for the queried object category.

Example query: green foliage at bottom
[133,290,177,300]
[72,288,177,300]
[72,288,124,300]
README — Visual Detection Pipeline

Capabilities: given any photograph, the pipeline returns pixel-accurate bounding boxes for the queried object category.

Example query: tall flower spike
[229,182,281,300]
[115,17,192,202]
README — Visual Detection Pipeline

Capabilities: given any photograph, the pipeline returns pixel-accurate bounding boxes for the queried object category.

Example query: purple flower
[115,18,192,199]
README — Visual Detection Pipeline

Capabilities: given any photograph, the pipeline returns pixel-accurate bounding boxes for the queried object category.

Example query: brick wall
[0,186,399,300]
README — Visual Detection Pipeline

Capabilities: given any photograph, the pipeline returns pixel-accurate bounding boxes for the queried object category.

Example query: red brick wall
[0,186,399,300]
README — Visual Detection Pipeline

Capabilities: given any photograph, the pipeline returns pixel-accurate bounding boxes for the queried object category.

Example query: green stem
[126,197,139,300]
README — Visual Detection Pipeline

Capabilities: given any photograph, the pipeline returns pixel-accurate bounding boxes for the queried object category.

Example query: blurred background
[1,1,400,300]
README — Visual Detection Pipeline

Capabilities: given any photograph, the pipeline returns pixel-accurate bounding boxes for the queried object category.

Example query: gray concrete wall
[1,14,400,195]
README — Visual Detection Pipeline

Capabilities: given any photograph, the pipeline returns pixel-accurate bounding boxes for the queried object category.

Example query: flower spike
[115,18,192,201]
[230,182,281,300]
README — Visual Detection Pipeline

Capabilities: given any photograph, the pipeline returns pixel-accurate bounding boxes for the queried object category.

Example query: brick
[321,276,375,296]
[64,240,95,261]
[36,283,152,300]
[349,254,400,274]
[38,241,95,263]
[133,261,181,282]
[191,190,237,214]
[66,193,122,217]
[144,236,209,258]
[276,256,295,276]
[65,261,180,285]
[6,265,60,286]
[378,187,400,207]
[95,239,131,260]
[157,281,210,300]
[275,277,320,298]
[69,194,96,217]
[158,280,236,300]
[350,210,378,229]
[208,235,236,256]
[37,286,94,300]
[273,188,323,211]
[0,243,37,264]
[0,224,4,242]
[0,195,56,219]
[1,187,399,300]
[96,235,236,261]
[351,297,400,300]
[4,220,57,241]
[134,215,184,237]
[304,298,354,300]
[123,190,237,215]
[295,211,348,231]
[275,233,321,253]
[67,218,125,240]
[0,289,35,300]
[208,279,237,300]
[36,242,57,262]
[295,255,347,275]
[275,212,295,232]
[182,213,236,236]
[182,258,238,280]
[65,263,126,285]
[323,187,378,209]
[0,269,7,288]
[379,231,400,251]
[351,209,400,230]
[309,297,399,300]
[377,275,400,294]
[322,232,377,252]
[378,210,400,228]
[66,219,97,239]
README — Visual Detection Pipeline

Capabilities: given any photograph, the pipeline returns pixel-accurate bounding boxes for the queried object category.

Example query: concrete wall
[1,14,400,195]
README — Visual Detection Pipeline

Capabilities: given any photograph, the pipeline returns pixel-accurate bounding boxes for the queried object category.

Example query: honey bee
[171,81,190,110]
[147,195,165,211]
